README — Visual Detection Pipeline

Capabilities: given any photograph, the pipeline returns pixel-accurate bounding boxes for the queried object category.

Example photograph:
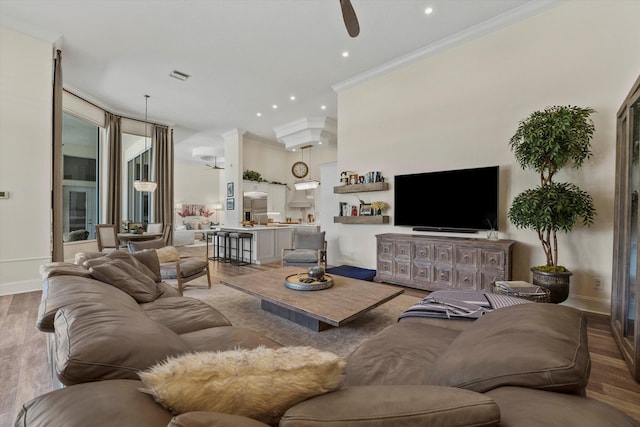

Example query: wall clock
[292,161,309,178]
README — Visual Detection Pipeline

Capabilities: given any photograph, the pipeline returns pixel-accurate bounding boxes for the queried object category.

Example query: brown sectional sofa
[16,254,640,427]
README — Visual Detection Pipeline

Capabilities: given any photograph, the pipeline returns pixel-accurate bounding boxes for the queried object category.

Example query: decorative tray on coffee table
[284,273,334,291]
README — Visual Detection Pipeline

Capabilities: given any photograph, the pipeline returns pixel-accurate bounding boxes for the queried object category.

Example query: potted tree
[507,105,597,303]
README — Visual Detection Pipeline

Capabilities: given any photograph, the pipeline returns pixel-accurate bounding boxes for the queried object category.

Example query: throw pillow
[156,246,181,263]
[129,249,162,282]
[83,251,159,283]
[89,259,163,303]
[138,346,345,425]
[429,303,590,394]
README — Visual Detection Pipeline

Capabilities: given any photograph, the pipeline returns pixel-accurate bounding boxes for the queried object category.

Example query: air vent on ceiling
[169,70,191,81]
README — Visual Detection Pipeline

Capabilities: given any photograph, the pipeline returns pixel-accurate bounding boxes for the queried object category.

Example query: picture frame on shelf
[227,182,234,197]
[226,197,235,210]
[359,203,372,216]
[349,174,358,185]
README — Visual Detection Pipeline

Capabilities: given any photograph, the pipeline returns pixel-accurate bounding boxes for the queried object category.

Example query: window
[124,133,152,223]
[62,112,101,240]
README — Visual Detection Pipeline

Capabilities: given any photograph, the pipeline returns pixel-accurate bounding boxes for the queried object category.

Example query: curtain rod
[63,88,166,127]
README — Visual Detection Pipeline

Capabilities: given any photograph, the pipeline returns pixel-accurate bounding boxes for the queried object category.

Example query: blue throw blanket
[398,290,532,321]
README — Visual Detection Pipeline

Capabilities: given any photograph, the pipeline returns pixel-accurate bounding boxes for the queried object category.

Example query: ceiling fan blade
[340,0,360,37]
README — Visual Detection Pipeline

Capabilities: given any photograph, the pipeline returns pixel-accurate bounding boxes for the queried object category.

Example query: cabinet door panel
[481,249,505,271]
[454,269,477,290]
[456,247,477,267]
[395,241,412,259]
[394,260,411,280]
[435,245,453,264]
[433,266,452,286]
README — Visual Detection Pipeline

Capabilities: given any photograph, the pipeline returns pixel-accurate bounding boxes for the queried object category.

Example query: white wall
[174,161,225,224]
[0,27,53,295]
[333,1,640,313]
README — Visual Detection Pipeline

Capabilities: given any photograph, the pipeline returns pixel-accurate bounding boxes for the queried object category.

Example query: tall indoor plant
[507,105,597,303]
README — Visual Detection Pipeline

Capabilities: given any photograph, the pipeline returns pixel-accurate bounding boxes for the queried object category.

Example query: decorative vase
[530,267,572,303]
[375,208,382,215]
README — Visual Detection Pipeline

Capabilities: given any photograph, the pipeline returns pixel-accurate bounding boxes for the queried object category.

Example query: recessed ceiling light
[342,51,349,58]
[318,141,323,145]
[290,95,296,101]
[256,112,262,117]
[272,104,278,109]
[425,7,433,15]
[321,105,326,110]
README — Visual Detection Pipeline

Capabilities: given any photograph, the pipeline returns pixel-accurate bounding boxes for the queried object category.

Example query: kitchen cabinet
[267,183,287,214]
[243,180,268,193]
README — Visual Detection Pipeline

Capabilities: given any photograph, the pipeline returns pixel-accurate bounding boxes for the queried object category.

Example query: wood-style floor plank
[1,248,639,426]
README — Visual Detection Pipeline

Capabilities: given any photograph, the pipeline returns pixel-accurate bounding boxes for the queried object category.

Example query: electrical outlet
[593,277,604,290]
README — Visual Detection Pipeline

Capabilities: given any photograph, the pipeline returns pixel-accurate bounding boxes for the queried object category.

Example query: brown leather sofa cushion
[89,259,164,303]
[37,275,140,333]
[15,379,174,427]
[54,301,190,385]
[344,320,462,387]
[430,304,590,394]
[179,326,281,353]
[281,385,500,427]
[486,386,640,427]
[141,296,232,334]
[168,412,271,427]
[39,262,92,280]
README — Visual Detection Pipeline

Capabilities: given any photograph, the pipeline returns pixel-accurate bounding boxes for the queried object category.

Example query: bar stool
[212,230,230,262]
[205,230,217,261]
[228,231,252,266]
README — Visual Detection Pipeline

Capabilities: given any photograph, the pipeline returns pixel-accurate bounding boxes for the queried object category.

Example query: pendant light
[294,145,320,190]
[133,94,157,192]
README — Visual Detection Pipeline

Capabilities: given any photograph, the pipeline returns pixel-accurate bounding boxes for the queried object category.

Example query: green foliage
[508,105,597,268]
[533,265,570,273]
[243,170,266,182]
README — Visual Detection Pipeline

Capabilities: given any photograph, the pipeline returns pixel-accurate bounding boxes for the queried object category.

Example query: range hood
[288,189,313,208]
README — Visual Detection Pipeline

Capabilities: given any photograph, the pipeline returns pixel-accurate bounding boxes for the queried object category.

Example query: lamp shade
[133,180,157,192]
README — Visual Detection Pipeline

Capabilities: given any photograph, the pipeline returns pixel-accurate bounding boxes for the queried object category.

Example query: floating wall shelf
[334,216,390,224]
[333,182,389,194]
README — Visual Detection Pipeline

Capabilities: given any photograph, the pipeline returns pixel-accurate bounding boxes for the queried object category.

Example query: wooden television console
[374,233,514,292]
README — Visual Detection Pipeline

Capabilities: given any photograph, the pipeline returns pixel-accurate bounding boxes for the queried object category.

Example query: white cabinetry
[243,180,268,193]
[267,184,286,214]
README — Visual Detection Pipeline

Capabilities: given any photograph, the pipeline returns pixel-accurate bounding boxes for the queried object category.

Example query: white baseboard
[0,279,42,296]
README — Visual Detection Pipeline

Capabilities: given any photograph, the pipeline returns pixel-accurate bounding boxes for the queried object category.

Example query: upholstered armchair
[127,237,209,295]
[282,230,327,268]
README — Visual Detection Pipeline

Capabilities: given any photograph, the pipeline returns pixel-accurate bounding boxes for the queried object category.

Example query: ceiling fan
[340,0,360,37]
[205,157,224,170]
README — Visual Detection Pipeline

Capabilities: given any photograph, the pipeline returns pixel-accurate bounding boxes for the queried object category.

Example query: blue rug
[326,265,377,282]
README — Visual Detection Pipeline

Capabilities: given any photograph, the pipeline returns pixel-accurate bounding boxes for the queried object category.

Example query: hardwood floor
[1,255,639,425]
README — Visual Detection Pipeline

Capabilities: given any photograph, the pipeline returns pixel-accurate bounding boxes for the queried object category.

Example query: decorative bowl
[307,266,325,279]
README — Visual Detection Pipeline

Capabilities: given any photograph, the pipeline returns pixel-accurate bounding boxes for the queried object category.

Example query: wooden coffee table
[220,266,404,331]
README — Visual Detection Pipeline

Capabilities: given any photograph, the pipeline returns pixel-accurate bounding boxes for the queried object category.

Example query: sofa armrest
[281,385,499,427]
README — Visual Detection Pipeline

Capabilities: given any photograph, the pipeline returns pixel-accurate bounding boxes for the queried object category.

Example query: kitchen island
[215,224,320,264]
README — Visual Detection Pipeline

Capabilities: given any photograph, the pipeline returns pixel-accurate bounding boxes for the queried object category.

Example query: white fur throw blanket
[139,346,345,425]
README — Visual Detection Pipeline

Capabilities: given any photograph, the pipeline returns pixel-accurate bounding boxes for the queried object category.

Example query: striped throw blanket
[398,290,532,321]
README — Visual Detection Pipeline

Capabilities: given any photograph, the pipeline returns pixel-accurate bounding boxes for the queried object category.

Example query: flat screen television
[394,166,499,232]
